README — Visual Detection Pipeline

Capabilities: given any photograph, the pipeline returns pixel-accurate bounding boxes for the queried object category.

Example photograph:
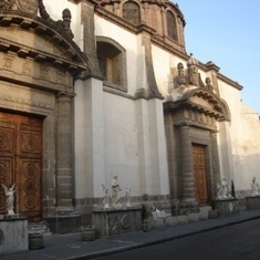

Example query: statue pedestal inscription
[245,196,260,210]
[215,198,239,217]
[92,208,142,238]
[0,216,28,255]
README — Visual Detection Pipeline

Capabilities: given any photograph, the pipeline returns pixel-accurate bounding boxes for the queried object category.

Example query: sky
[176,0,260,114]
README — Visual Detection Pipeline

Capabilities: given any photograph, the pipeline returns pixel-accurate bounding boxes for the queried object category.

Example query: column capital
[57,91,76,98]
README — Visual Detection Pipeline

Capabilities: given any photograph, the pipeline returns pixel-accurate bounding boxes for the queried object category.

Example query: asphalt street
[94,218,260,260]
[2,209,260,260]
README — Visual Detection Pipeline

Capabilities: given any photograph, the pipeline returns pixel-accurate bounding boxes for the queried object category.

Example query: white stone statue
[125,188,131,208]
[187,53,199,86]
[1,183,16,215]
[217,178,229,199]
[250,177,259,196]
[111,175,121,207]
[151,206,167,219]
[102,184,110,209]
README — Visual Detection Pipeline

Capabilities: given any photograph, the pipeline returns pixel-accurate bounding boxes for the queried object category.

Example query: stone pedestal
[215,198,239,217]
[0,216,28,255]
[246,196,260,210]
[92,208,142,238]
[44,213,81,234]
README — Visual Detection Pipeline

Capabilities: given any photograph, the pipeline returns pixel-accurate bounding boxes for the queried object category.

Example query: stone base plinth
[179,200,199,215]
[92,207,142,238]
[215,198,239,217]
[246,196,260,210]
[0,216,28,255]
[44,214,81,234]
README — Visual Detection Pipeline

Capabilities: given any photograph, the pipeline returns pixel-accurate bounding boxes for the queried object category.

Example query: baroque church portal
[0,0,259,233]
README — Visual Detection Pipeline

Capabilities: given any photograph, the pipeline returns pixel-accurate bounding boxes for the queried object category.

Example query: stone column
[179,125,196,202]
[210,131,221,196]
[56,92,75,213]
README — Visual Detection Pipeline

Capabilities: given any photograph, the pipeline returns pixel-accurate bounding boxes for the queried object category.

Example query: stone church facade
[0,0,259,232]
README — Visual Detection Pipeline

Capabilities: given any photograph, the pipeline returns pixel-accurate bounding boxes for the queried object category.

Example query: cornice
[95,5,187,59]
[217,73,243,91]
[95,6,142,33]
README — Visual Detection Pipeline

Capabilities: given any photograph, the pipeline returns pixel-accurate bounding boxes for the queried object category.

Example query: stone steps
[149,206,212,230]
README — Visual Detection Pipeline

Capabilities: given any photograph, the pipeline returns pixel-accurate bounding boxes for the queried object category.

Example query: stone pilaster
[161,6,167,38]
[179,125,195,202]
[210,131,221,196]
[141,29,163,99]
[56,92,75,213]
[80,1,103,80]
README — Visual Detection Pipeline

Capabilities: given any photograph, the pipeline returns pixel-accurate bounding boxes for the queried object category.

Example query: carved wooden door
[192,144,208,205]
[0,112,42,221]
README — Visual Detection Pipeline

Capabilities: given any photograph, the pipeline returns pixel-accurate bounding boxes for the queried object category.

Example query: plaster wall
[103,92,140,195]
[148,98,169,195]
[217,80,241,187]
[74,78,105,199]
[217,79,260,192]
[135,98,169,196]
[233,104,260,192]
[94,16,170,198]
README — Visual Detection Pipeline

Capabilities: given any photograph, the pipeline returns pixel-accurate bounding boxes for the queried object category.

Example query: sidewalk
[2,209,260,260]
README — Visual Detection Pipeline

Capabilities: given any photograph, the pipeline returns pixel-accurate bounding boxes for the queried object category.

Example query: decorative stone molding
[0,12,88,79]
[0,82,55,111]
[164,89,230,123]
[97,0,185,50]
[0,0,39,14]
[0,52,73,92]
[38,0,74,39]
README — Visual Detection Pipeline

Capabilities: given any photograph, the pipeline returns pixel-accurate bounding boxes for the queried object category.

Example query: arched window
[96,37,127,92]
[167,11,178,41]
[122,1,141,25]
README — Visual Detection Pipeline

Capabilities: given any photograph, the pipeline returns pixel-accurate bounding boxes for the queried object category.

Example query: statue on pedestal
[175,62,188,88]
[187,53,199,86]
[125,188,131,208]
[205,77,215,93]
[102,184,110,209]
[250,177,259,196]
[111,175,121,207]
[1,183,16,215]
[217,178,230,199]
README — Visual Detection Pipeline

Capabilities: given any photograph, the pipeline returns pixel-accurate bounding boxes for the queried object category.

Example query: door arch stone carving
[164,89,230,214]
[0,5,88,223]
